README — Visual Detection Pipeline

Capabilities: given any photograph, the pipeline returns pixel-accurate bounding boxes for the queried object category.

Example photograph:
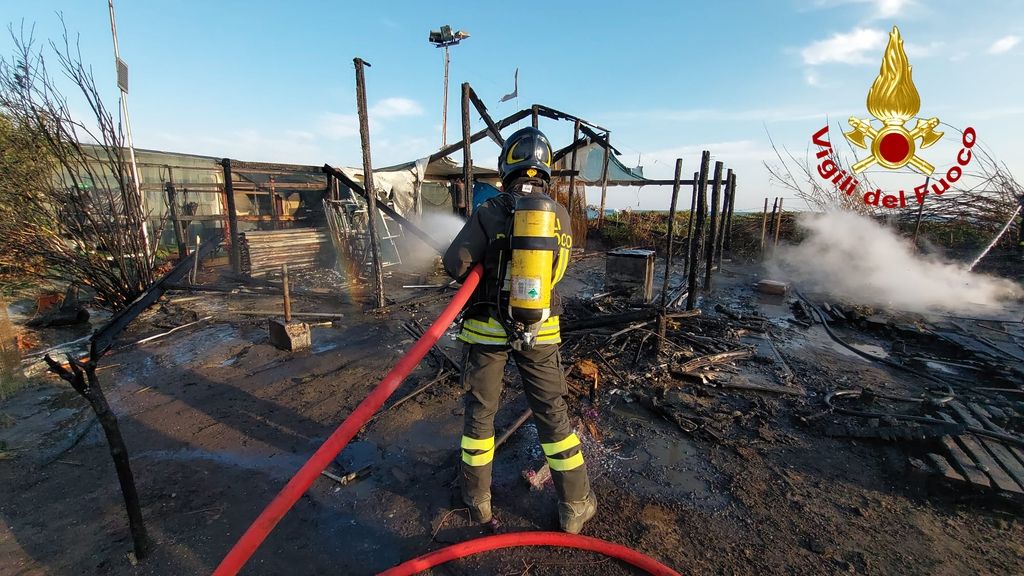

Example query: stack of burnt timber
[239,228,333,278]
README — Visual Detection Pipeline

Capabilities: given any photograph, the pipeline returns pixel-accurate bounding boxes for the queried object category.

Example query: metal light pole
[429,25,470,149]
[108,0,151,265]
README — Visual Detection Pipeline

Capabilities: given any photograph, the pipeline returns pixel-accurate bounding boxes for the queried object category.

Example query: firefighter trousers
[459,343,591,504]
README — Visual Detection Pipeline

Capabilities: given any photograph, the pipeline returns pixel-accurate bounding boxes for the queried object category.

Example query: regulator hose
[212,265,483,576]
[376,531,681,576]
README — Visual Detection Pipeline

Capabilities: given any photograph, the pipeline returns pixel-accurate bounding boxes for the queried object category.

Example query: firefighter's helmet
[499,127,553,182]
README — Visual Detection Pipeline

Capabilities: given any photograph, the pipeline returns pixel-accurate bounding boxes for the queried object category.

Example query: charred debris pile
[538,269,1024,505]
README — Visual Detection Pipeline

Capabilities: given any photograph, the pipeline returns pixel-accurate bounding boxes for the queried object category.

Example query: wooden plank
[966,403,1024,490]
[948,401,1024,492]
[957,434,1021,494]
[940,435,991,488]
[926,453,966,483]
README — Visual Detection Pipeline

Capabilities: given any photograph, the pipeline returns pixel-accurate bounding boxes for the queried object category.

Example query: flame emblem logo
[844,26,943,174]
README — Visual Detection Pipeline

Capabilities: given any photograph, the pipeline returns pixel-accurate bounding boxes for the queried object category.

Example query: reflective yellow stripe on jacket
[458,316,561,345]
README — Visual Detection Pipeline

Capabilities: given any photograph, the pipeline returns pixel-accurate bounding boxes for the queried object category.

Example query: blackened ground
[1,254,1022,576]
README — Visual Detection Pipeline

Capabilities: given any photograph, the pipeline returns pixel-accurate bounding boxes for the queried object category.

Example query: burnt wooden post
[766,197,779,254]
[220,158,241,274]
[531,105,539,128]
[268,175,280,230]
[354,57,386,308]
[597,131,611,230]
[43,353,151,559]
[773,197,785,247]
[282,264,292,322]
[714,168,732,269]
[683,171,698,270]
[326,173,336,201]
[461,82,474,216]
[703,161,724,291]
[723,171,737,254]
[165,166,188,259]
[686,151,710,310]
[567,119,580,214]
[759,197,770,257]
[657,158,684,351]
[467,86,505,146]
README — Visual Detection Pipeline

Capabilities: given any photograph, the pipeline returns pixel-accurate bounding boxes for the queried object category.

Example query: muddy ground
[1,250,1023,575]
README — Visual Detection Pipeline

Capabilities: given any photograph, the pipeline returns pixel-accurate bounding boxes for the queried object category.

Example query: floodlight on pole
[428,25,470,149]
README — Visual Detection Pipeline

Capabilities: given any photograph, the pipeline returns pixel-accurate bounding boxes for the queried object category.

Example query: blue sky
[1,0,1022,210]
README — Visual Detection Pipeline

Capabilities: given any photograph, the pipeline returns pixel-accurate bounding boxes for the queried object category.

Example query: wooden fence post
[686,151,710,310]
[165,166,187,259]
[354,57,385,309]
[462,82,474,216]
[220,158,240,274]
[597,131,611,230]
[704,161,724,291]
[658,158,684,350]
[723,171,736,255]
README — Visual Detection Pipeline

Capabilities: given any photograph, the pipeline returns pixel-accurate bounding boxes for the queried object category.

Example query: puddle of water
[312,340,339,354]
[405,419,457,453]
[165,325,237,366]
[335,440,380,472]
[925,361,958,375]
[646,437,693,467]
[849,343,889,358]
[136,448,307,479]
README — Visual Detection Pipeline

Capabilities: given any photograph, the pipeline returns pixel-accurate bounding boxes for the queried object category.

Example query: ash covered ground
[1,249,1023,576]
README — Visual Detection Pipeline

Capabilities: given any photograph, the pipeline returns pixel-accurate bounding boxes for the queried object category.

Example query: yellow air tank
[508,195,558,326]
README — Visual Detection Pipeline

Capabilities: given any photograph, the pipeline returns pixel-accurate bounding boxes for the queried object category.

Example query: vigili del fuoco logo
[810,26,978,209]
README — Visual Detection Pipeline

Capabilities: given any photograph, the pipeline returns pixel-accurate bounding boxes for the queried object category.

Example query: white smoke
[769,211,1022,312]
[403,211,468,269]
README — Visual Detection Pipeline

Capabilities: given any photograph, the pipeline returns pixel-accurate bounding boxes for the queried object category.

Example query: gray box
[605,249,655,303]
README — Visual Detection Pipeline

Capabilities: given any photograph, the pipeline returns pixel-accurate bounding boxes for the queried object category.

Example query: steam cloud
[769,211,1022,312]
[403,211,468,269]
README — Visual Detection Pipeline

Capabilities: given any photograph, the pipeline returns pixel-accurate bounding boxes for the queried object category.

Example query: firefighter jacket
[443,190,572,345]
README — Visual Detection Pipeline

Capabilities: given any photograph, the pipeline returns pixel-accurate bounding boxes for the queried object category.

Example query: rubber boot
[463,494,492,524]
[558,491,597,534]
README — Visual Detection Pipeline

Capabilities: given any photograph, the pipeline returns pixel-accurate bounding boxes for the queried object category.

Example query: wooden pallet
[919,401,1024,497]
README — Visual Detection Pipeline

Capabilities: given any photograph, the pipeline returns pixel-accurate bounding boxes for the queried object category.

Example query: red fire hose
[376,532,681,576]
[211,265,482,576]
[212,263,681,576]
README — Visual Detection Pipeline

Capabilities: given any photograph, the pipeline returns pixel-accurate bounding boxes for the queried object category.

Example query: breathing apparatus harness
[477,180,559,350]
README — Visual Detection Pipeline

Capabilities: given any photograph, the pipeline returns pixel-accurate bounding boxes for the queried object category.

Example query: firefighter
[442,127,597,534]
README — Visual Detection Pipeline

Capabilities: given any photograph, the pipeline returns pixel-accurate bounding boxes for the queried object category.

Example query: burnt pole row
[354,57,385,309]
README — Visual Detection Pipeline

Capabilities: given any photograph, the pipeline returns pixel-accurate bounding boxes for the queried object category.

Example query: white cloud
[605,106,856,124]
[988,35,1020,54]
[904,40,943,59]
[801,28,886,65]
[318,112,359,139]
[809,0,913,19]
[370,97,423,118]
[805,71,820,86]
[873,0,911,18]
